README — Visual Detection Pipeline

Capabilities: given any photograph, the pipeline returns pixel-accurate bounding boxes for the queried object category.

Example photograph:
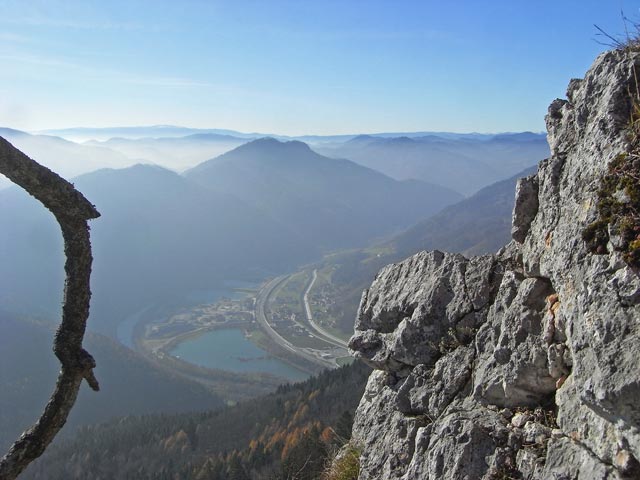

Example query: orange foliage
[265,428,287,450]
[280,427,303,461]
[292,403,310,424]
[163,430,188,452]
[320,426,334,443]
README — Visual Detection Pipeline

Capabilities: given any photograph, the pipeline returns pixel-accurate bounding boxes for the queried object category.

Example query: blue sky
[0,0,637,135]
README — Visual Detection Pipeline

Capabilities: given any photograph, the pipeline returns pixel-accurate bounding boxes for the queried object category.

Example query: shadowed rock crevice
[349,49,640,479]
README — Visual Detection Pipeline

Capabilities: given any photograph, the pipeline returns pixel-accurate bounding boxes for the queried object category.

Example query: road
[254,275,336,370]
[302,269,349,348]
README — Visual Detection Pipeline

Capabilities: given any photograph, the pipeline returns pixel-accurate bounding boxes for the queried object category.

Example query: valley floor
[127,269,352,402]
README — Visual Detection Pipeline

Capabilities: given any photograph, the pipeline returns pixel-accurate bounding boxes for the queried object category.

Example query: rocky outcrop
[348,49,640,479]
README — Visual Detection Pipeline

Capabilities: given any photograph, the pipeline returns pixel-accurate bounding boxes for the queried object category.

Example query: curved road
[255,275,336,370]
[302,270,349,349]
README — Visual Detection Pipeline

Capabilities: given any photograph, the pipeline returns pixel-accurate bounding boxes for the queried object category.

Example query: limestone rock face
[349,49,640,479]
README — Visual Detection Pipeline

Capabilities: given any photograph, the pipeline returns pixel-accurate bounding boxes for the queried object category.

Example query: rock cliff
[348,49,640,479]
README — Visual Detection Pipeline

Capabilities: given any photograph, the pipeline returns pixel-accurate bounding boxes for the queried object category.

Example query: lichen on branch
[0,137,100,480]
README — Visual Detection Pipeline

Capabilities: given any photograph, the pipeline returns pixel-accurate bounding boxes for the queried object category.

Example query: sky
[0,0,638,135]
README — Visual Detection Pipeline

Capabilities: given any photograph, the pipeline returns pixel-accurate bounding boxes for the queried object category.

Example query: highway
[254,275,336,370]
[302,269,349,348]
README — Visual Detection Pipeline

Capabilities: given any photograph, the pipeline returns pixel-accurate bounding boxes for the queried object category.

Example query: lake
[116,281,260,348]
[170,328,309,382]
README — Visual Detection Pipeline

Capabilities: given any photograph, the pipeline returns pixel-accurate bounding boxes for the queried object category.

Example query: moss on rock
[582,148,640,270]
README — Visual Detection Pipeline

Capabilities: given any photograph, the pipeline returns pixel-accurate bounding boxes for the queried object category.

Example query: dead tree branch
[0,137,100,480]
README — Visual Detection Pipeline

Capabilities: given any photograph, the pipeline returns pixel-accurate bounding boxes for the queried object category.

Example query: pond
[169,328,309,382]
[116,281,260,348]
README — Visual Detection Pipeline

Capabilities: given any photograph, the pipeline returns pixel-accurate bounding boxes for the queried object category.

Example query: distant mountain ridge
[84,134,248,172]
[185,138,462,251]
[0,128,134,189]
[315,131,548,195]
[1,126,548,197]
[0,137,462,338]
[37,124,545,143]
[37,125,261,141]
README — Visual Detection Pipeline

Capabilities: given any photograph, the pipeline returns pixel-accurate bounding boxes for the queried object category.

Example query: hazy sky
[0,0,637,135]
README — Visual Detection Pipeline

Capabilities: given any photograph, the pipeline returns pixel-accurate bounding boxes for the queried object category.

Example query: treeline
[22,361,371,479]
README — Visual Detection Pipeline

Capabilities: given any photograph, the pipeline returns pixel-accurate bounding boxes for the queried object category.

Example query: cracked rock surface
[348,49,640,479]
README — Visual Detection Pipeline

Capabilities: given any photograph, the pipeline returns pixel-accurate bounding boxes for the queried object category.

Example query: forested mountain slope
[21,361,371,480]
[0,315,223,454]
[314,166,538,334]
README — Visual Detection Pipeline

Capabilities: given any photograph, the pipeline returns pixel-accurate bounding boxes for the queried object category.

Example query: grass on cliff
[594,13,640,52]
[582,151,640,270]
[582,23,640,270]
[321,443,361,480]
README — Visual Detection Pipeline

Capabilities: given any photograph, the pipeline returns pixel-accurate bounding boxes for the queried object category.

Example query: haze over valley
[0,125,547,453]
[0,1,628,478]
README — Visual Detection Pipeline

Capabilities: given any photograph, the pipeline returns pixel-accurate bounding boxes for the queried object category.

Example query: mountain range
[0,137,461,337]
[7,164,542,479]
[1,126,548,198]
[0,134,543,478]
[84,134,248,172]
[0,128,132,190]
[185,138,461,250]
[37,124,536,142]
[315,132,548,195]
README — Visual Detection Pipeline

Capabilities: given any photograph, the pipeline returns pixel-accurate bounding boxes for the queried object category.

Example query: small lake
[170,328,309,382]
[116,281,261,348]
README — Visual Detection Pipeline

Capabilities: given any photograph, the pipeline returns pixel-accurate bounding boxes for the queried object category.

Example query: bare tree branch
[0,137,100,480]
